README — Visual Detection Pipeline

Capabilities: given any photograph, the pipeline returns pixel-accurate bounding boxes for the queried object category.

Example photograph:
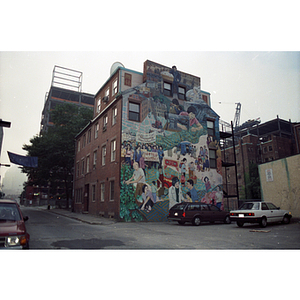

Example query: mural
[120,63,223,222]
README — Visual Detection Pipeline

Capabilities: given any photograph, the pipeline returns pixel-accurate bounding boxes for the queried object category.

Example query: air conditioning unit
[103,96,109,103]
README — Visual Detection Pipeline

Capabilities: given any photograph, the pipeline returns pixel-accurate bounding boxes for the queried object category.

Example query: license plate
[175,212,178,216]
[239,214,244,218]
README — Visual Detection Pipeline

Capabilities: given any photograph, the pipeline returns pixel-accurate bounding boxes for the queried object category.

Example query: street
[22,206,300,249]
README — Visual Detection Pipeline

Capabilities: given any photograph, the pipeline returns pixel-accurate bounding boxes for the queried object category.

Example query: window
[163,82,172,96]
[102,145,106,166]
[81,159,85,175]
[111,140,116,162]
[87,129,91,144]
[262,203,269,210]
[110,181,115,201]
[95,122,99,139]
[207,120,215,137]
[269,145,273,152]
[124,73,132,86]
[112,107,117,125]
[100,183,105,202]
[93,150,97,167]
[92,185,96,202]
[76,162,79,178]
[86,155,90,173]
[113,79,118,95]
[105,88,110,98]
[97,98,101,113]
[178,86,186,100]
[209,149,217,168]
[202,95,208,103]
[82,134,86,148]
[77,139,80,152]
[128,102,140,122]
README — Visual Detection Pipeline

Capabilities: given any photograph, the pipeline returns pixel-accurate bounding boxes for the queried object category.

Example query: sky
[1,1,299,294]
[0,51,299,188]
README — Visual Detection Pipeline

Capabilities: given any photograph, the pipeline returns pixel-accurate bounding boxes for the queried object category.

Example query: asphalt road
[22,207,300,250]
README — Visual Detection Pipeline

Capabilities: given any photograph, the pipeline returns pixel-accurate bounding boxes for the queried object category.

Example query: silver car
[230,201,292,228]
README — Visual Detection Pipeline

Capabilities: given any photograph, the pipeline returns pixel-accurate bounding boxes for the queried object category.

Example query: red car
[0,199,30,249]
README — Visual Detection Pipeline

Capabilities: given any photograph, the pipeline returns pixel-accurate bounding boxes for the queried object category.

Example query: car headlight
[5,235,27,247]
[6,236,20,246]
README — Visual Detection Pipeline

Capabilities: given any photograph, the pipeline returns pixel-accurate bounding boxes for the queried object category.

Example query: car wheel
[224,215,231,224]
[178,221,185,225]
[260,217,267,228]
[282,215,290,224]
[237,221,244,227]
[193,216,201,226]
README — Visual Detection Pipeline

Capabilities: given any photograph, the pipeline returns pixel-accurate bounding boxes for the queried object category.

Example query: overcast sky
[1,51,299,182]
[1,2,299,183]
[1,0,299,291]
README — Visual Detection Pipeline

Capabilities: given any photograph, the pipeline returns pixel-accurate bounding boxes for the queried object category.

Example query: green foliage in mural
[120,163,144,222]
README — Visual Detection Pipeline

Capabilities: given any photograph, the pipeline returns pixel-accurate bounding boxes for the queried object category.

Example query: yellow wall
[258,154,300,218]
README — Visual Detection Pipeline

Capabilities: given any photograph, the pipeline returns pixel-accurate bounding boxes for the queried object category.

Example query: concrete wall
[258,154,300,218]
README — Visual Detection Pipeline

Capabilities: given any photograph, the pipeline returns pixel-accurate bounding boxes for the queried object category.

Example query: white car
[230,201,292,228]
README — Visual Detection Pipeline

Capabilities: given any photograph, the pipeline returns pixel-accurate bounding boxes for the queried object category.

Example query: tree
[22,103,93,207]
[244,162,261,200]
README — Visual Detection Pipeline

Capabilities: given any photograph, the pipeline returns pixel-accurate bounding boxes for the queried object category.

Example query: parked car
[168,202,231,226]
[0,199,30,249]
[230,201,292,228]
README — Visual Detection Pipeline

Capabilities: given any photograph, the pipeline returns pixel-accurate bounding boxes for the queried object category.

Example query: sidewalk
[39,206,117,225]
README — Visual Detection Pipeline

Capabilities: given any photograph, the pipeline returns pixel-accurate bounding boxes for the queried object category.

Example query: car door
[266,203,283,222]
[209,204,223,222]
[200,204,211,222]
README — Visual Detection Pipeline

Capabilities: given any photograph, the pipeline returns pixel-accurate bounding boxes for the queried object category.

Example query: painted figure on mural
[186,179,199,202]
[140,184,154,212]
[169,66,181,96]
[168,176,185,209]
[125,161,146,203]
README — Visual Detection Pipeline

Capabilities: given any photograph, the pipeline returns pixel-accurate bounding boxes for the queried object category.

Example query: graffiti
[120,63,223,221]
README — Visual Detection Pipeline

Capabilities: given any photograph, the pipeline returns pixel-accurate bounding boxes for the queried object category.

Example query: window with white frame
[100,183,105,202]
[128,102,140,122]
[112,107,117,125]
[105,88,110,98]
[86,155,90,173]
[97,98,101,113]
[92,184,96,202]
[209,149,217,168]
[95,122,99,139]
[103,115,108,130]
[113,79,118,95]
[207,120,215,137]
[111,140,116,162]
[93,150,97,167]
[77,139,80,152]
[163,82,172,96]
[102,145,106,166]
[178,86,186,100]
[87,129,91,144]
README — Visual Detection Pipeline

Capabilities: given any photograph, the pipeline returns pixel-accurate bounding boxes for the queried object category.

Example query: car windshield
[0,203,22,222]
[172,203,186,210]
[239,202,260,210]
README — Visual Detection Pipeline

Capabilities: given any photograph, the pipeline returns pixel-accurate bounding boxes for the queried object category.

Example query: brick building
[73,60,223,221]
[222,117,299,206]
